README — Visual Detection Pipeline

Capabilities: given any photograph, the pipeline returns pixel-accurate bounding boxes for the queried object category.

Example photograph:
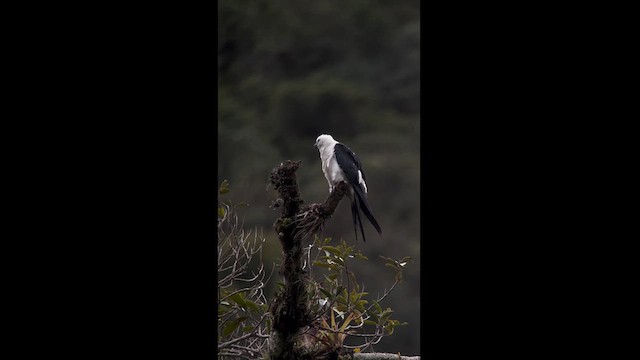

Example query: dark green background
[218,0,420,354]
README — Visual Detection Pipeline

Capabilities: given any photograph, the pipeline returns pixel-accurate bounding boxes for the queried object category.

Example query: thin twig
[217,313,269,350]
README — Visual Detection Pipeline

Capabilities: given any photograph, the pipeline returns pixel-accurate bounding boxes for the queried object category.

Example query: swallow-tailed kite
[314,134,382,242]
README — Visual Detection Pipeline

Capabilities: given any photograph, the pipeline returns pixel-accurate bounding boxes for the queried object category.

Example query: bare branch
[365,279,400,314]
[217,196,271,358]
[353,354,420,360]
[217,313,269,350]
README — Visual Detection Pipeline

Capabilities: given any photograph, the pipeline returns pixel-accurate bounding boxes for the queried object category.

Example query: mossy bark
[267,160,349,360]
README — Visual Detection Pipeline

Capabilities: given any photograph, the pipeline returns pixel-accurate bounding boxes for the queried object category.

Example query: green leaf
[380,308,394,323]
[243,325,254,333]
[385,323,395,335]
[219,179,230,194]
[320,288,333,300]
[373,301,382,313]
[385,263,399,270]
[313,261,333,269]
[349,289,357,303]
[321,246,341,256]
[369,313,379,323]
[223,320,241,337]
[242,299,261,313]
[364,320,377,326]
[218,206,226,218]
[322,274,334,285]
[228,292,247,308]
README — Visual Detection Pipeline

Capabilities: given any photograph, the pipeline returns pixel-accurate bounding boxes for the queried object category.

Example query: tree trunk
[267,160,349,359]
[266,161,420,359]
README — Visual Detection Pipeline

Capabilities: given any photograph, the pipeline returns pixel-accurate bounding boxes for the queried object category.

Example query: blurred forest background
[218,0,420,354]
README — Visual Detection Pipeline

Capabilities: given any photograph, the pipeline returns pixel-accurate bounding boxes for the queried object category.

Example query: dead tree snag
[267,160,349,359]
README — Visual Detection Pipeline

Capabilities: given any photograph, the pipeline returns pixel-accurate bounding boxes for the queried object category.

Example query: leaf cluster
[302,237,410,354]
[217,181,412,358]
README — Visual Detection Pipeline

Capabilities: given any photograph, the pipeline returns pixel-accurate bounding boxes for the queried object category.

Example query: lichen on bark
[267,160,350,360]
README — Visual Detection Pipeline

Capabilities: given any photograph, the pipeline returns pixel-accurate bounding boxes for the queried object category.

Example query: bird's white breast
[320,143,345,186]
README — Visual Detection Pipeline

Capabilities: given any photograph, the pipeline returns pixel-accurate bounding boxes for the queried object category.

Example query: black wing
[334,143,382,236]
[334,143,365,190]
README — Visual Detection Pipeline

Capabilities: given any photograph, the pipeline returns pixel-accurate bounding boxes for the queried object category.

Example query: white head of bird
[314,134,337,151]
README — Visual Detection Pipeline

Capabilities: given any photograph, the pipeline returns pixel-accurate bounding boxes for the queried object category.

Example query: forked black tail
[352,184,382,236]
[352,194,367,242]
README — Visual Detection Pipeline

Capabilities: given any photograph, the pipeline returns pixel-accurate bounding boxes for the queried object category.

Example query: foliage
[217,181,412,359]
[217,181,273,359]
[298,237,410,357]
